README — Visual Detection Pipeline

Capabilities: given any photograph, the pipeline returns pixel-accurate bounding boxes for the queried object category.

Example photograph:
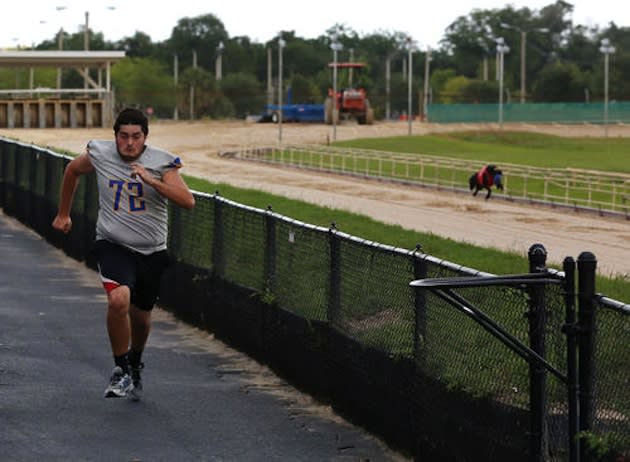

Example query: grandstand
[0,50,124,128]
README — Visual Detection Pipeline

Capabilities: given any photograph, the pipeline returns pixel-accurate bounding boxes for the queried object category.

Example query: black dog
[469,165,503,200]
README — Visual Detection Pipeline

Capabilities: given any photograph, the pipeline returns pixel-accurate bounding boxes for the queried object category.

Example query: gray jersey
[87,140,181,255]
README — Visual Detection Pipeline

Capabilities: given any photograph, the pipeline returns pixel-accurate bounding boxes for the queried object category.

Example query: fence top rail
[596,294,630,314]
[0,136,70,161]
[194,190,328,233]
[267,144,630,183]
[326,225,494,277]
[566,168,630,180]
[410,271,563,289]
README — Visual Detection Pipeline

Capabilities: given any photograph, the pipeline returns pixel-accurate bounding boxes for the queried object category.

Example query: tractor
[324,62,374,125]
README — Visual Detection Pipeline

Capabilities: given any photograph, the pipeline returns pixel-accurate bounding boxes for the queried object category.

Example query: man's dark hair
[113,108,149,136]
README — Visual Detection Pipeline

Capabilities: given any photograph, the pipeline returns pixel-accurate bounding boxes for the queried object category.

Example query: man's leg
[129,304,151,352]
[128,305,152,400]
[129,305,152,356]
[107,285,131,358]
[126,249,168,401]
[104,285,134,398]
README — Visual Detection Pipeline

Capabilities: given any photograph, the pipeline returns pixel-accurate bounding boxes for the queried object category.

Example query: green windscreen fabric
[428,102,630,124]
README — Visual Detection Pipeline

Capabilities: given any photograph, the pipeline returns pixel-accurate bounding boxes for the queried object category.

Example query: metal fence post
[264,206,276,294]
[527,243,549,462]
[81,172,97,262]
[412,244,427,365]
[577,251,597,461]
[0,140,6,206]
[15,145,27,222]
[212,193,225,278]
[28,147,38,228]
[169,204,183,257]
[563,256,580,462]
[328,223,341,324]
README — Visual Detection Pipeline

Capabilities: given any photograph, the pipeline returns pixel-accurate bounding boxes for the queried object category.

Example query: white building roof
[0,50,125,67]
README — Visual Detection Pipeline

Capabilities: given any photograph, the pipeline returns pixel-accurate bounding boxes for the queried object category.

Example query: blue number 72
[108,180,146,212]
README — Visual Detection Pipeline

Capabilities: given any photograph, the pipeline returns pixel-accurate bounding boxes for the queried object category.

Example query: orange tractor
[324,62,374,125]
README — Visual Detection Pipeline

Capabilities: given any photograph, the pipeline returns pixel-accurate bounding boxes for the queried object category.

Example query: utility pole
[423,47,431,122]
[189,50,196,120]
[84,11,89,91]
[500,23,549,103]
[496,37,510,127]
[57,28,63,89]
[173,54,178,120]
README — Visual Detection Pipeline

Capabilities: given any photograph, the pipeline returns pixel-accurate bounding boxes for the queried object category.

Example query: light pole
[266,47,273,109]
[52,7,68,88]
[83,6,115,49]
[385,54,391,120]
[500,23,549,103]
[55,6,116,89]
[83,11,89,90]
[423,46,431,122]
[330,34,343,141]
[173,54,178,120]
[496,37,510,128]
[190,49,197,120]
[278,36,287,146]
[385,41,403,120]
[56,27,64,88]
[215,41,224,81]
[349,48,354,85]
[277,37,286,144]
[600,38,616,138]
[405,37,416,135]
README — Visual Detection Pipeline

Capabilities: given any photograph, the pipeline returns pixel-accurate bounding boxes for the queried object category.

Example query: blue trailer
[260,103,324,123]
[258,87,324,123]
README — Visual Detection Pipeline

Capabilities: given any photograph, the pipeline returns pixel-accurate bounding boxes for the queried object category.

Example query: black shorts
[91,240,171,311]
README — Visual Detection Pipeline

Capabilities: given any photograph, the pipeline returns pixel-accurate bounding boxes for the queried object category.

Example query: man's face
[115,124,146,161]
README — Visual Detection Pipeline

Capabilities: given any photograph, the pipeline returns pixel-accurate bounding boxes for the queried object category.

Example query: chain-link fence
[589,295,630,458]
[1,137,628,461]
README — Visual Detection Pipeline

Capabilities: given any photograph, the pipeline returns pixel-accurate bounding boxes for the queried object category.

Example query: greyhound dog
[469,164,503,199]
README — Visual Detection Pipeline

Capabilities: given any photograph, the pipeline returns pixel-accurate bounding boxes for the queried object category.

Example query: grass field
[338,131,630,173]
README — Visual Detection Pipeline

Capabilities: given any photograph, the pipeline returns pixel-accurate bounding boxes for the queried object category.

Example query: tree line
[2,0,629,120]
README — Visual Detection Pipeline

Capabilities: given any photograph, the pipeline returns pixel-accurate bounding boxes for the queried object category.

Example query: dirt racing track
[2,120,629,278]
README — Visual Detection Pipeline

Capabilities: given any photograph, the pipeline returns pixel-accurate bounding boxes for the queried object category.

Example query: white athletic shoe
[127,363,144,402]
[104,366,134,398]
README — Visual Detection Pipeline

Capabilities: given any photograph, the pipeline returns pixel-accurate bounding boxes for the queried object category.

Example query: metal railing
[223,145,630,217]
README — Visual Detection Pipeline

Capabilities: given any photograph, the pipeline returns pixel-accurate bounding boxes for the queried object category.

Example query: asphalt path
[0,212,407,462]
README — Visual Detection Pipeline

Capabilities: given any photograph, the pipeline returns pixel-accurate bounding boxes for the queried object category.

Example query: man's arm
[51,153,95,234]
[130,163,195,209]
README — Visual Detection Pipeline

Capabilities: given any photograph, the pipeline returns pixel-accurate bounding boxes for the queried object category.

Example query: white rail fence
[220,145,630,217]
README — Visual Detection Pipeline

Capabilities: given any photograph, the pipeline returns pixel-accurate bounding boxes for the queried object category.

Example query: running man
[52,108,195,400]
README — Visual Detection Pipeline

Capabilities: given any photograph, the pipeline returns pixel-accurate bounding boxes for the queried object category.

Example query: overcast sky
[1,0,625,50]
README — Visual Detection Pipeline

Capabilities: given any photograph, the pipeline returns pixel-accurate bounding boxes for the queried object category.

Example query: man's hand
[52,215,72,234]
[130,163,155,186]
